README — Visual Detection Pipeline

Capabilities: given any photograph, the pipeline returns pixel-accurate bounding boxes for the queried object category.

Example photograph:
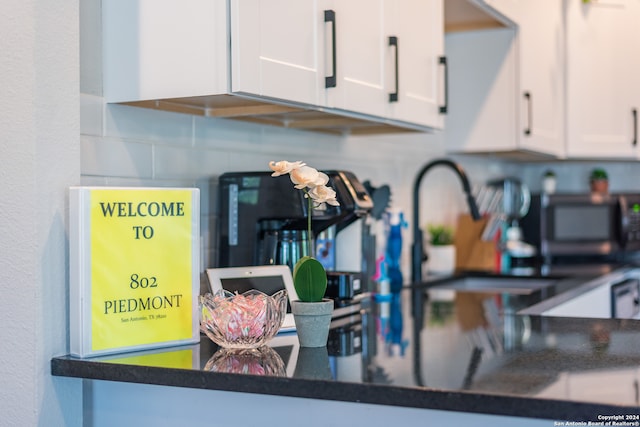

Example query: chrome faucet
[411,158,481,285]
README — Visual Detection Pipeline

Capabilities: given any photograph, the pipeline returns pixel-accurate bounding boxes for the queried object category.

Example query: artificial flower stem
[307,191,313,257]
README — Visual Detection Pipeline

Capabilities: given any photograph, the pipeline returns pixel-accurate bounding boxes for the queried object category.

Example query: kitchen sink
[429,276,558,295]
[424,275,565,316]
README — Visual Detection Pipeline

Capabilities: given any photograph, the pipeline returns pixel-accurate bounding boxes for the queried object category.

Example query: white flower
[267,159,341,301]
[269,160,305,177]
[308,185,339,207]
[290,166,329,189]
[268,160,340,209]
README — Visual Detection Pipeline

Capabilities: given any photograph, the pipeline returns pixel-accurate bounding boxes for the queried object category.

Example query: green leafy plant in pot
[427,224,454,246]
[425,224,456,275]
[589,168,609,194]
[269,160,338,347]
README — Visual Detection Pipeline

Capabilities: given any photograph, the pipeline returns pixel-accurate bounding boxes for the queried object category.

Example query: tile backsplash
[80,94,510,277]
[80,94,640,280]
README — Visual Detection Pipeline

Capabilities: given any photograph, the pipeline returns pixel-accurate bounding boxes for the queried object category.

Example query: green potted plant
[426,224,456,275]
[428,224,454,246]
[589,168,609,194]
[269,160,337,347]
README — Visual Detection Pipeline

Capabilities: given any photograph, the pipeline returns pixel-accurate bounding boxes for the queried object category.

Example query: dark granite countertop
[52,274,640,422]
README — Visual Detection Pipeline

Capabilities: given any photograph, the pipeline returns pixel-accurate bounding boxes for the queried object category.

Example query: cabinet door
[444,2,564,158]
[230,0,324,106]
[565,0,639,158]
[630,0,640,154]
[512,0,565,157]
[324,0,387,118]
[103,0,228,103]
[444,28,518,154]
[384,0,445,129]
[474,0,564,157]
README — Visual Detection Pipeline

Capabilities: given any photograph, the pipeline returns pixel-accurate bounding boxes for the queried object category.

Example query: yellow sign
[87,188,195,352]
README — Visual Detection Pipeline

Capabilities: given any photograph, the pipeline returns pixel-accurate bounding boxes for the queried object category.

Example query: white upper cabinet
[103,0,229,103]
[324,0,387,119]
[445,0,564,158]
[510,0,565,157]
[444,28,519,155]
[230,0,323,107]
[321,0,446,128]
[384,0,445,129]
[102,0,445,133]
[565,0,640,158]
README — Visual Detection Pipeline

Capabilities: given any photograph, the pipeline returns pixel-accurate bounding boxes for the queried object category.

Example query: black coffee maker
[216,171,373,283]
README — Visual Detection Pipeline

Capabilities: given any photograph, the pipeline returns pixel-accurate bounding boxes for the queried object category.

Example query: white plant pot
[291,299,334,348]
[542,176,557,194]
[427,245,456,275]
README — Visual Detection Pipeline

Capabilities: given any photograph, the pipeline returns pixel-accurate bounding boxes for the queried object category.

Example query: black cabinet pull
[389,36,399,103]
[524,92,532,136]
[439,56,448,114]
[633,108,638,147]
[324,10,336,88]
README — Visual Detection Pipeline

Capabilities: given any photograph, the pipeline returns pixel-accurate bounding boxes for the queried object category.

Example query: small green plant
[543,170,556,178]
[427,224,454,246]
[590,168,608,181]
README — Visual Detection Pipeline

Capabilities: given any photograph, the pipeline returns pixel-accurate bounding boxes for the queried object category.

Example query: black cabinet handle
[439,56,448,114]
[324,10,336,88]
[633,108,638,147]
[389,36,399,103]
[524,92,532,136]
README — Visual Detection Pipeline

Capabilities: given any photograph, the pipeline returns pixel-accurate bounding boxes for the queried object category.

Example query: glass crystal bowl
[204,346,286,377]
[199,289,287,349]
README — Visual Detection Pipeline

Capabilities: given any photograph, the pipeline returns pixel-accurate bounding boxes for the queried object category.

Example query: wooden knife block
[454,214,497,272]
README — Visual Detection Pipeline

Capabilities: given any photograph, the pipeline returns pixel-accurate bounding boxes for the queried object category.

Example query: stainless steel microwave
[521,193,640,260]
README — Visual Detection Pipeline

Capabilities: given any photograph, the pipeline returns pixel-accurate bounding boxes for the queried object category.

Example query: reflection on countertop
[414,284,640,407]
[52,272,640,421]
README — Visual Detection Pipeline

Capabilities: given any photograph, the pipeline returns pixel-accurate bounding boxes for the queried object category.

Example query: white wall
[0,0,82,426]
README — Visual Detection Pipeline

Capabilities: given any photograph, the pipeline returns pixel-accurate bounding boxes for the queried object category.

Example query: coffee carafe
[487,177,535,274]
[487,177,531,226]
[257,228,312,271]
